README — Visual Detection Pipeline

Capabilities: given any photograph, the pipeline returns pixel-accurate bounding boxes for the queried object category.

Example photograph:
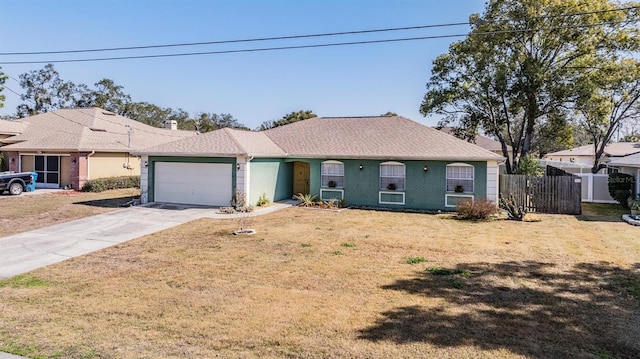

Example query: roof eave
[132,151,247,157]
[282,153,505,161]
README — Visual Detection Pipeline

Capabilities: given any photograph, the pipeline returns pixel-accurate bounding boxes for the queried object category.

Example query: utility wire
[0,20,634,65]
[0,23,469,56]
[0,5,636,56]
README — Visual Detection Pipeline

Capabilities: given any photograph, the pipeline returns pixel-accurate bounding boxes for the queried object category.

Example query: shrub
[455,199,498,220]
[614,189,632,209]
[515,154,544,177]
[499,194,526,221]
[294,193,318,207]
[81,176,140,192]
[608,173,635,208]
[231,189,247,209]
[256,193,270,206]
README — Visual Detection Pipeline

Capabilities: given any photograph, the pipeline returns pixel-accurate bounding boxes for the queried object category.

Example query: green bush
[608,173,635,208]
[456,199,498,220]
[81,176,140,192]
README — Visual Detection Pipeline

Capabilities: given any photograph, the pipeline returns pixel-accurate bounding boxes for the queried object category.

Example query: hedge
[82,176,140,192]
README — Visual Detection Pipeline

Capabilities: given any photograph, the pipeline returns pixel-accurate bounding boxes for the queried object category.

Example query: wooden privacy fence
[499,175,582,215]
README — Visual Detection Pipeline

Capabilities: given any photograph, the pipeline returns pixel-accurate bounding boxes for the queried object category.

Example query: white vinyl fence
[575,173,617,203]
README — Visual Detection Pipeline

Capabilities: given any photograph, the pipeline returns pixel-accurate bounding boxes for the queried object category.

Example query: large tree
[183,112,248,132]
[0,68,6,109]
[420,0,639,173]
[16,64,81,117]
[574,58,640,172]
[78,78,132,115]
[14,64,246,131]
[257,110,316,131]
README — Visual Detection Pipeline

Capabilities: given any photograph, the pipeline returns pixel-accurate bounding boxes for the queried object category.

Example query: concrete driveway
[0,202,292,279]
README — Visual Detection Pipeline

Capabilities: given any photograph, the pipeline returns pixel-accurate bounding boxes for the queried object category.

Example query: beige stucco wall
[20,155,35,172]
[88,152,140,180]
[60,156,71,187]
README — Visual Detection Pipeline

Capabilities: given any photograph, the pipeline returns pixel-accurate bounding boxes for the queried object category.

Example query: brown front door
[293,162,310,195]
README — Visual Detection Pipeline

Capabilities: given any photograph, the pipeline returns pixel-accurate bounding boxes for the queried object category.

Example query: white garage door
[154,162,233,206]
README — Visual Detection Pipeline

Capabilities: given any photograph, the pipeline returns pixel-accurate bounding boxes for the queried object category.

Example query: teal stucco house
[134,116,504,211]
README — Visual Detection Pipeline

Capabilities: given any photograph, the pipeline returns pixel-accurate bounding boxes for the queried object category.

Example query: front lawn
[0,189,140,237]
[1,207,638,358]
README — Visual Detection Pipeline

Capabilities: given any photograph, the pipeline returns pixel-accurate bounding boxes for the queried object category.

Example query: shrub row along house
[133,115,503,211]
[0,108,194,190]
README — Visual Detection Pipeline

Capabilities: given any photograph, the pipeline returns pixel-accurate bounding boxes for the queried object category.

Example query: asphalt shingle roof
[140,128,286,157]
[0,119,27,137]
[609,152,640,167]
[546,142,640,157]
[137,116,503,161]
[438,127,512,152]
[0,108,195,151]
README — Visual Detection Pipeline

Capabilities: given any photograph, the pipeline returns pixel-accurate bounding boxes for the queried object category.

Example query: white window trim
[446,162,475,193]
[445,193,475,208]
[320,188,344,201]
[380,161,406,190]
[379,191,406,205]
[321,160,345,188]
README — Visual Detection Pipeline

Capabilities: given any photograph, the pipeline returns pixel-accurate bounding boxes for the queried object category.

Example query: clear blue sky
[0,0,485,129]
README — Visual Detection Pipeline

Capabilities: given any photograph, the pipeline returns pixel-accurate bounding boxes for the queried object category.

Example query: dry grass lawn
[1,204,639,358]
[0,189,140,237]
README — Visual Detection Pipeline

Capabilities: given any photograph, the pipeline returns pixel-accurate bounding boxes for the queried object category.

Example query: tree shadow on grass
[359,261,640,359]
[577,203,628,223]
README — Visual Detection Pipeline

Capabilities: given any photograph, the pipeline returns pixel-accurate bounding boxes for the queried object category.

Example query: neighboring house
[0,108,194,189]
[608,152,640,195]
[134,116,504,211]
[544,142,640,173]
[0,120,27,170]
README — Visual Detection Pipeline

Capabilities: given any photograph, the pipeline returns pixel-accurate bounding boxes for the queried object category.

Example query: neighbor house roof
[136,116,504,161]
[0,108,195,152]
[0,119,28,136]
[546,142,640,158]
[608,152,640,168]
[438,127,512,153]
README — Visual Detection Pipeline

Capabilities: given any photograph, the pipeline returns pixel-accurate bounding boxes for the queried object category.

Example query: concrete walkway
[0,202,293,279]
[0,353,28,359]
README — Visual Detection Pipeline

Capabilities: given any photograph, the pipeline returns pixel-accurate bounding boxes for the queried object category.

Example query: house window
[380,162,405,190]
[321,161,344,187]
[446,163,474,193]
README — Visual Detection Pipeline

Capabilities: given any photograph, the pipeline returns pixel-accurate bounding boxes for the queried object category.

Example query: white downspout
[86,151,95,180]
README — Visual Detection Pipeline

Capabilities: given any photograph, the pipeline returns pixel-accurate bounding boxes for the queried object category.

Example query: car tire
[9,182,23,195]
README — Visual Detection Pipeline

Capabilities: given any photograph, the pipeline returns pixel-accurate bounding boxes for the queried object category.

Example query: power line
[0,23,470,56]
[0,20,634,65]
[1,5,636,57]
